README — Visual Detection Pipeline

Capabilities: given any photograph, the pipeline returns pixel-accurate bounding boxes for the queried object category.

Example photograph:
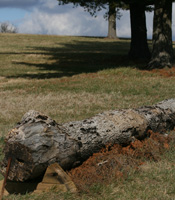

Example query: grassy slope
[1,33,175,199]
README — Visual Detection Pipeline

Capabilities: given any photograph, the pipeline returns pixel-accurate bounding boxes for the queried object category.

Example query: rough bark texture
[1,99,175,182]
[129,3,151,60]
[107,3,118,39]
[147,0,173,69]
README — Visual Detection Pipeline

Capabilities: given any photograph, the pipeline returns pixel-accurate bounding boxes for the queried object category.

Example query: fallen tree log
[1,99,175,182]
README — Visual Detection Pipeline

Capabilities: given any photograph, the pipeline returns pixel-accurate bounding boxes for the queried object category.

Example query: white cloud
[172,3,175,41]
[18,5,108,36]
[40,0,58,10]
[6,0,175,39]
[146,13,153,39]
[17,0,153,38]
[117,10,131,38]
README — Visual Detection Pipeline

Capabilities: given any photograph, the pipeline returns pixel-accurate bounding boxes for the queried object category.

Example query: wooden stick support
[0,157,12,200]
[0,162,77,196]
[34,163,77,194]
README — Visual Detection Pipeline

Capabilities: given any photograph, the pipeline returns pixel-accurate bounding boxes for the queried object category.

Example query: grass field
[1,33,175,199]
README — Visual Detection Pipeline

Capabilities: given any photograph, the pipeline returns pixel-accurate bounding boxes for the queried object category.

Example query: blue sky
[0,8,27,22]
[0,0,169,39]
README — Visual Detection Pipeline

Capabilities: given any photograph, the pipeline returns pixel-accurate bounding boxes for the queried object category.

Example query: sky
[0,0,174,39]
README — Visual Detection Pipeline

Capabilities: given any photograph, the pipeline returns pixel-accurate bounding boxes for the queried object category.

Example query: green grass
[1,33,175,199]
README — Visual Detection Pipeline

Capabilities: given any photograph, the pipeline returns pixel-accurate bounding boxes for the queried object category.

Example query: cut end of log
[0,142,47,182]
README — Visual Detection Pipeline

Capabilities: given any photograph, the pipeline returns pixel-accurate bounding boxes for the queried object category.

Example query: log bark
[1,99,175,182]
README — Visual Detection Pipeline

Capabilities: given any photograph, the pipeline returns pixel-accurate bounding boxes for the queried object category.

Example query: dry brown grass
[0,90,119,124]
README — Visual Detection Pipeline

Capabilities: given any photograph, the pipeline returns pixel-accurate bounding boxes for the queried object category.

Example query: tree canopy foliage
[58,0,126,18]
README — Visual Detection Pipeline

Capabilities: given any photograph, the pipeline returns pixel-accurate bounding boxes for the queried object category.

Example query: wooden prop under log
[1,99,175,182]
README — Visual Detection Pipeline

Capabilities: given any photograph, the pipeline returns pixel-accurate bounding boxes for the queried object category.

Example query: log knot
[19,110,57,127]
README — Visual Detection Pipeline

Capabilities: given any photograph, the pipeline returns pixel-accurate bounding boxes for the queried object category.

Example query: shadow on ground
[7,38,148,79]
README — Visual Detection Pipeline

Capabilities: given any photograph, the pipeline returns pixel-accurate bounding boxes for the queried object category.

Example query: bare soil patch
[69,131,172,192]
[142,67,175,78]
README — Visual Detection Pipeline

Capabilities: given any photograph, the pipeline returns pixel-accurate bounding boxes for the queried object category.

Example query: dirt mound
[68,131,172,192]
[152,67,175,77]
[142,67,175,77]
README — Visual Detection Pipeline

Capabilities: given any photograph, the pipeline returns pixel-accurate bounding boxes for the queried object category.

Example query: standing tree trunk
[147,0,173,69]
[129,3,151,61]
[1,99,175,182]
[107,3,118,39]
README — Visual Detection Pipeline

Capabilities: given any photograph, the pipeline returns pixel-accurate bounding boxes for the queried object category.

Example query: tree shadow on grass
[7,38,147,79]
